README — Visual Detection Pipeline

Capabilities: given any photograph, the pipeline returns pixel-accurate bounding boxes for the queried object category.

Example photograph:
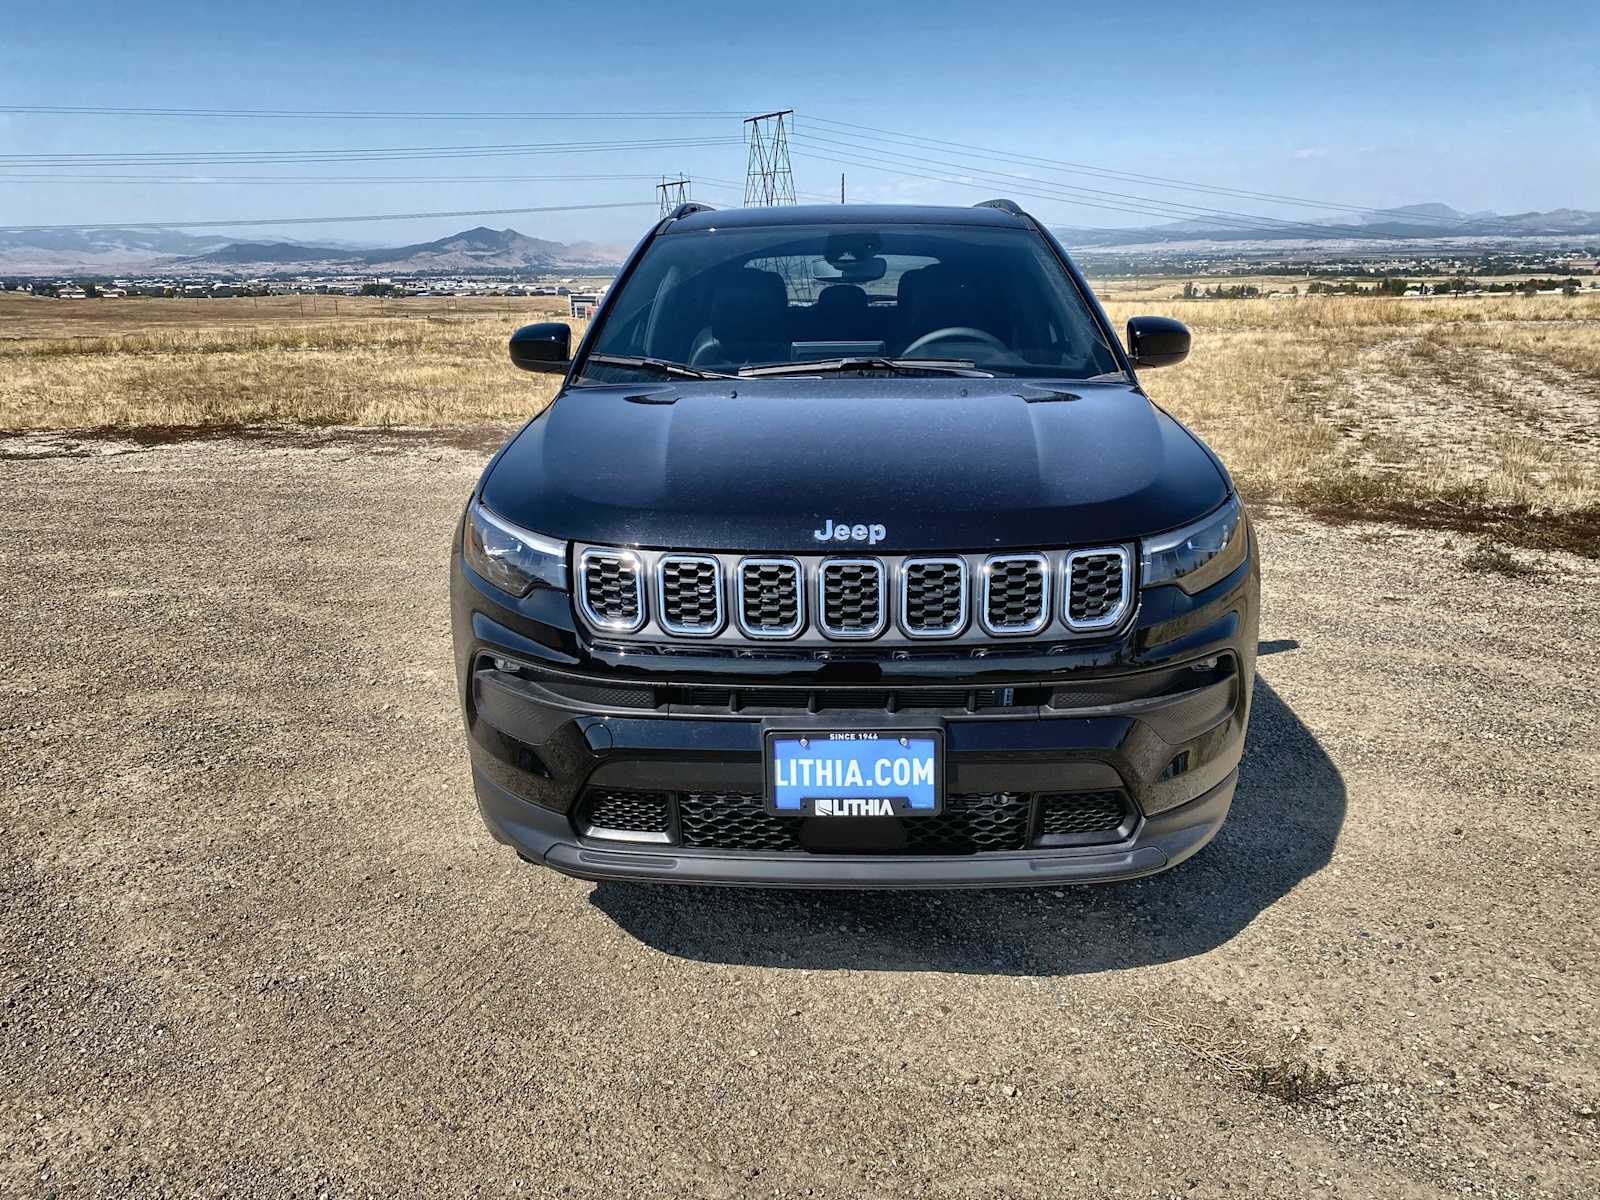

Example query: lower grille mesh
[679,791,797,851]
[677,791,1032,854]
[902,793,1031,852]
[576,788,1134,850]
[581,789,671,834]
[1037,790,1129,836]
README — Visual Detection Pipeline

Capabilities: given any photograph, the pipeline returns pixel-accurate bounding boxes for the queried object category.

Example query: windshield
[576,222,1123,382]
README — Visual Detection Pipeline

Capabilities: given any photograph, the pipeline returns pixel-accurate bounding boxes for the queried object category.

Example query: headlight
[462,499,567,596]
[1140,495,1246,594]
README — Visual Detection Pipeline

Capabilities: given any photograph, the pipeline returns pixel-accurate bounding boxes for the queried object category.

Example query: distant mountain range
[2,203,1597,275]
[0,225,629,275]
[1053,203,1600,249]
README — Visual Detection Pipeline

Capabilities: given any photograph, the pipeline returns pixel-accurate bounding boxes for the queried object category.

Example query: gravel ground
[2,429,1597,1199]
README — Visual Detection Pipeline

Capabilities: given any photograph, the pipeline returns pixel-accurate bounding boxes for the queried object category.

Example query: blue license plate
[765,730,943,817]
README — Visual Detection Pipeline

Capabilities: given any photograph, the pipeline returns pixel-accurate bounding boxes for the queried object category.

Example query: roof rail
[668,201,715,220]
[973,198,1024,217]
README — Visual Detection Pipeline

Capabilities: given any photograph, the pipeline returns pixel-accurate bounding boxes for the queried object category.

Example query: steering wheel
[901,326,1010,359]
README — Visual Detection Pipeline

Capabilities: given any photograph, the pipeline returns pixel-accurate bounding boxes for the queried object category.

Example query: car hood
[481,378,1227,552]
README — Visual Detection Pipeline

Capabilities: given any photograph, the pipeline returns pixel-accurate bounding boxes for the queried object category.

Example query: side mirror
[509,322,572,373]
[1126,316,1190,369]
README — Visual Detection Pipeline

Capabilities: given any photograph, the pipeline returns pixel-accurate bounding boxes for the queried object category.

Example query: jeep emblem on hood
[814,518,886,546]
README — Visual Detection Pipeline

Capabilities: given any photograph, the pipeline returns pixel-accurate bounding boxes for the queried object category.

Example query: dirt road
[2,429,1596,1198]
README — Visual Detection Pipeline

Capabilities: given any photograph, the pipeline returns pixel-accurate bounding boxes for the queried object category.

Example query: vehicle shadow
[587,678,1343,975]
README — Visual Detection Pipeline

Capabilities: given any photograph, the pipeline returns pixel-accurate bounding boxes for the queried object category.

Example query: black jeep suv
[450,200,1258,888]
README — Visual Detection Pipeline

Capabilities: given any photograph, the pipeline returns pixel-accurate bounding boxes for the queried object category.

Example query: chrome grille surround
[1062,546,1132,632]
[655,554,724,637]
[898,557,968,638]
[817,558,886,639]
[569,543,1135,645]
[980,553,1050,636]
[735,557,804,638]
[577,548,645,633]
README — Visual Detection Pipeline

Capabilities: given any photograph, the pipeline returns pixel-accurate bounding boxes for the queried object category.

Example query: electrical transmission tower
[743,110,796,206]
[656,175,691,217]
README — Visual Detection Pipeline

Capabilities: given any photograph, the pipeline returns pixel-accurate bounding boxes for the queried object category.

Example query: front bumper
[475,763,1235,888]
[451,514,1258,889]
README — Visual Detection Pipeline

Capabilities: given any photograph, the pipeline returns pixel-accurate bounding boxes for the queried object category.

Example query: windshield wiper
[737,357,997,379]
[584,353,737,380]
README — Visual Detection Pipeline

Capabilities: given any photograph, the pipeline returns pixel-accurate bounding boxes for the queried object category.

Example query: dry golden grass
[3,290,1596,548]
[1102,294,1600,540]
[0,291,568,339]
[0,298,579,429]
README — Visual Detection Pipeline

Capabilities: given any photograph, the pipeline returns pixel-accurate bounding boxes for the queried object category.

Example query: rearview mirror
[509,322,572,373]
[811,255,888,283]
[1126,316,1190,369]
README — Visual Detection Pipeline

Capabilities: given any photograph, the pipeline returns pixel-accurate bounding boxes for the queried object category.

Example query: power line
[0,135,742,168]
[0,200,656,234]
[789,142,1468,245]
[0,172,672,185]
[0,104,747,121]
[790,132,1391,241]
[0,169,838,206]
[792,129,1494,242]
[803,115,1540,235]
[788,139,1342,235]
[697,175,836,204]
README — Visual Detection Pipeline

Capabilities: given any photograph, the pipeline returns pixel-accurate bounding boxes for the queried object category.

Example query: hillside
[1054,204,1600,249]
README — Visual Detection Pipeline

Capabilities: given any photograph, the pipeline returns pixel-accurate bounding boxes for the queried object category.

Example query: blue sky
[1,0,1594,245]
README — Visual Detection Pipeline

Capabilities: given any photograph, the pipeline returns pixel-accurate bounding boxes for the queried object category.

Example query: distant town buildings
[0,272,615,301]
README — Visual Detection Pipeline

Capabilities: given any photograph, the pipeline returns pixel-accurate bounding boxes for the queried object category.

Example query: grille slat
[900,558,967,637]
[818,559,885,638]
[737,558,803,638]
[1065,548,1130,631]
[982,554,1049,635]
[657,555,723,636]
[578,550,644,632]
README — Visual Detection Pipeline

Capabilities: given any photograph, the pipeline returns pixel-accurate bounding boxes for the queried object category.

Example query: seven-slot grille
[900,559,967,636]
[1064,549,1129,630]
[656,555,723,635]
[737,558,803,637]
[572,546,1134,641]
[577,549,644,631]
[818,559,886,637]
[982,554,1049,635]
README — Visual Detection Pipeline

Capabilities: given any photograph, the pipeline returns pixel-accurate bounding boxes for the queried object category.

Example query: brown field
[2,288,1596,551]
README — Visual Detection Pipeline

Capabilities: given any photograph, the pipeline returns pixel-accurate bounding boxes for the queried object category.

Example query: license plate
[765,730,943,817]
